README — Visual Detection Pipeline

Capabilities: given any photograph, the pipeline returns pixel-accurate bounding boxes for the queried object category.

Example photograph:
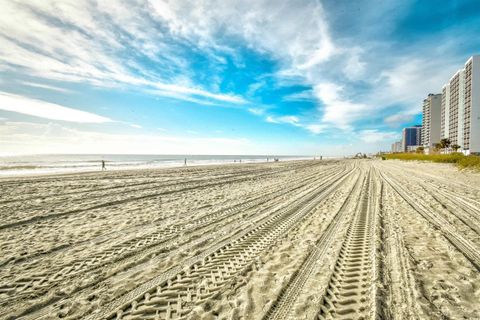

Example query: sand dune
[0,159,479,319]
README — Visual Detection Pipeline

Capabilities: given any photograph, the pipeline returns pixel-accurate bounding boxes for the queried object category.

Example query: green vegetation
[384,152,480,170]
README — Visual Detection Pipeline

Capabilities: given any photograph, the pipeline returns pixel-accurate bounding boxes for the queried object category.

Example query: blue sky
[1,0,480,156]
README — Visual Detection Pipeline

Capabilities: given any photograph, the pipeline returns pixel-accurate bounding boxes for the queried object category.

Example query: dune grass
[384,152,480,170]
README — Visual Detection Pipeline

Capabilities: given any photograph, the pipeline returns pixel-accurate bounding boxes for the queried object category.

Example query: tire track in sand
[84,168,355,320]
[0,166,342,303]
[261,169,363,320]
[0,168,286,230]
[379,170,480,271]
[2,166,347,319]
[315,167,382,320]
[0,163,329,268]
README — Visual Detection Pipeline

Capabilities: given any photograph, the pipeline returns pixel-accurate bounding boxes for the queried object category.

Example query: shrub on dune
[384,152,480,170]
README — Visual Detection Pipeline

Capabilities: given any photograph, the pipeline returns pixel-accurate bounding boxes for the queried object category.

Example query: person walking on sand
[101,160,106,171]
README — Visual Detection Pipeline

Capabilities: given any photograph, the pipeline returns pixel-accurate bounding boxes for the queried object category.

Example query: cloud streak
[0,92,112,123]
[20,81,73,93]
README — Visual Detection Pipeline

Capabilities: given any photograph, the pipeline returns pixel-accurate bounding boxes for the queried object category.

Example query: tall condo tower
[421,93,442,149]
[448,69,466,148]
[440,55,480,154]
[441,84,450,139]
[464,56,480,153]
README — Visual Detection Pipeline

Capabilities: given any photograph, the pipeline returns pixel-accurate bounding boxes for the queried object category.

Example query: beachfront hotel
[440,55,480,154]
[464,56,480,153]
[421,93,442,150]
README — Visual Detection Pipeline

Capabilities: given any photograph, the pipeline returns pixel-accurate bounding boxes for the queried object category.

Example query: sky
[1,0,480,156]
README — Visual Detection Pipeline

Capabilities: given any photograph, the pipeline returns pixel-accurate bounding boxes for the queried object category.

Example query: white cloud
[247,108,265,116]
[264,113,327,135]
[0,0,384,133]
[377,57,459,107]
[265,115,299,126]
[0,0,466,146]
[358,129,398,143]
[384,113,414,126]
[149,0,335,71]
[0,121,251,155]
[278,115,300,125]
[247,81,265,96]
[146,90,219,106]
[130,124,142,129]
[266,116,277,123]
[0,1,245,106]
[314,82,368,129]
[0,92,112,123]
[305,124,327,134]
[342,48,367,81]
[145,1,370,130]
[1,120,393,157]
[282,90,314,102]
[150,82,245,104]
[20,81,73,93]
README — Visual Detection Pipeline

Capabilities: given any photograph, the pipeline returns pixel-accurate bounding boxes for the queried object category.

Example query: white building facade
[441,55,480,154]
[441,84,450,139]
[464,56,480,154]
[421,93,442,149]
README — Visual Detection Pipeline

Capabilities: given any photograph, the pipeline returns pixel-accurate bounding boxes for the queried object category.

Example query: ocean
[0,154,313,177]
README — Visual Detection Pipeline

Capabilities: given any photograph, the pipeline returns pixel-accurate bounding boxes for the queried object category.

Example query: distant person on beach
[101,160,106,171]
[184,158,187,166]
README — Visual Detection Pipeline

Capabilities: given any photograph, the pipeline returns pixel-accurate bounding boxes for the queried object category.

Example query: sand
[0,159,479,319]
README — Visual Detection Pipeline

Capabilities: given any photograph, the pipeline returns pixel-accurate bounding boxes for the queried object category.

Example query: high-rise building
[441,84,450,139]
[440,55,480,154]
[464,56,480,154]
[448,69,466,148]
[402,125,422,152]
[421,93,442,148]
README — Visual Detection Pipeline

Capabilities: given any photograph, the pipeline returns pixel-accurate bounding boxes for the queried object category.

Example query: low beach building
[391,141,402,153]
[407,145,422,152]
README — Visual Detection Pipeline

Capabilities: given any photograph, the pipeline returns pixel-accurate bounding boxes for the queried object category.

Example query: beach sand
[0,159,479,319]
